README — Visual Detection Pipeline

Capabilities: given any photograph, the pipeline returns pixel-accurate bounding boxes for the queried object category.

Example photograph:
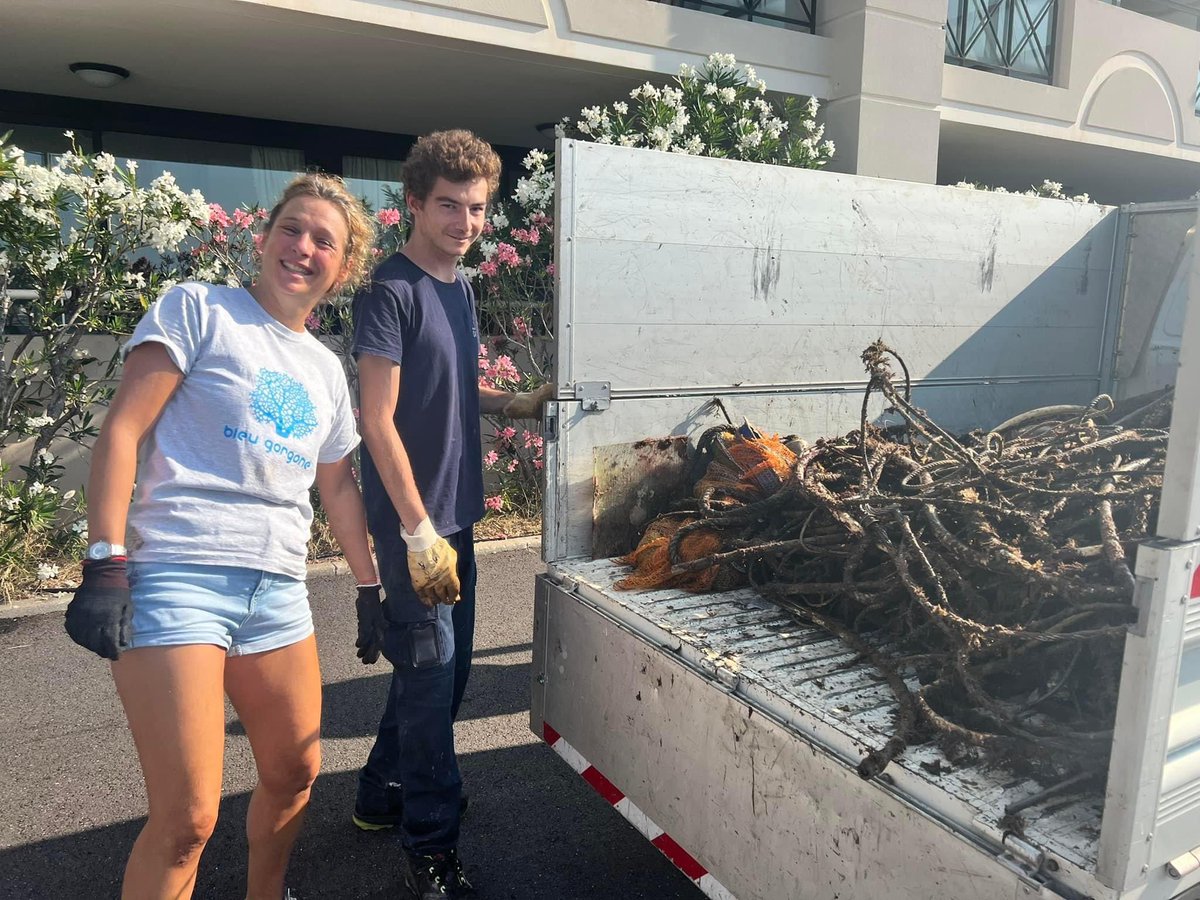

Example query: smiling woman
[61,171,382,899]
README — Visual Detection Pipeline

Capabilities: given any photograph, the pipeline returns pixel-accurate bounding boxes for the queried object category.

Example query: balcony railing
[945,0,1058,83]
[648,0,817,34]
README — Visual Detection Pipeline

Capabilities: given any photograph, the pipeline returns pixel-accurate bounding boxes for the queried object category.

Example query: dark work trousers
[358,527,477,854]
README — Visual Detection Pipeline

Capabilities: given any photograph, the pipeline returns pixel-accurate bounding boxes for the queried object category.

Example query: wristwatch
[86,540,127,560]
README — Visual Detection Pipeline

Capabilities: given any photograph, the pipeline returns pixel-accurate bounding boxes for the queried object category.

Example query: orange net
[615,431,798,593]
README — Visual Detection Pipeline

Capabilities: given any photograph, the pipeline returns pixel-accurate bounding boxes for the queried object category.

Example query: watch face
[87,542,112,560]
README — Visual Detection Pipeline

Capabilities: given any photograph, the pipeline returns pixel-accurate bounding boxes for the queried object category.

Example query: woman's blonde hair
[264,173,377,293]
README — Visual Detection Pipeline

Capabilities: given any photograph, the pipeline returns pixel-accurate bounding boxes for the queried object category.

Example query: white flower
[122,272,146,289]
[678,63,697,79]
[490,211,509,229]
[0,497,19,511]
[25,415,54,430]
[479,240,498,259]
[36,563,59,581]
[704,83,718,97]
[70,520,87,536]
[707,52,737,69]
[126,160,138,172]
[27,481,55,496]
[459,265,480,280]
[613,101,629,115]
[0,250,8,275]
[36,449,55,466]
[719,87,738,104]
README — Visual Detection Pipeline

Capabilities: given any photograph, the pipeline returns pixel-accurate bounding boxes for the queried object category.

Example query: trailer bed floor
[555,557,1106,877]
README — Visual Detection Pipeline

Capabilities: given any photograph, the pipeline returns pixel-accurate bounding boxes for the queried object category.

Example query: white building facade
[1,0,1199,203]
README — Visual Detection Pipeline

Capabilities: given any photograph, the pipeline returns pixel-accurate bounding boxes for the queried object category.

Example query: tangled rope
[618,340,1172,786]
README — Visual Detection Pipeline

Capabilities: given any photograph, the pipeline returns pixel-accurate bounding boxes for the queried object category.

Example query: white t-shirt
[124,282,360,580]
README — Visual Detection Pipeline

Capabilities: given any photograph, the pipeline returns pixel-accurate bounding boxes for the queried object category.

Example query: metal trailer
[530,141,1200,900]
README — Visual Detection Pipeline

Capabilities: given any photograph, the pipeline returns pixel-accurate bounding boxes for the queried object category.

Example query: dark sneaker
[403,849,475,899]
[353,791,469,832]
[352,783,403,832]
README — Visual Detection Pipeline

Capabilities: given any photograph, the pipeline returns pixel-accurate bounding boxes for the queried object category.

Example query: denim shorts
[127,561,314,656]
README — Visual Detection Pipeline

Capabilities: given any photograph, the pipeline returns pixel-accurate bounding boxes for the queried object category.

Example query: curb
[0,535,544,620]
[0,593,71,620]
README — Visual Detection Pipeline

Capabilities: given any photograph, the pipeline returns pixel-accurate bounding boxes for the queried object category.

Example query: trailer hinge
[573,381,611,412]
[1003,833,1046,873]
[543,402,559,443]
[1168,847,1200,879]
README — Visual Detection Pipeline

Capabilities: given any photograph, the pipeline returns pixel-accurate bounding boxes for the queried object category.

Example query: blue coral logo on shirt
[249,369,318,439]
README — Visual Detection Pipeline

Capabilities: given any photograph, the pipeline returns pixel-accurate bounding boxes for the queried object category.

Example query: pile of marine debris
[617,340,1173,786]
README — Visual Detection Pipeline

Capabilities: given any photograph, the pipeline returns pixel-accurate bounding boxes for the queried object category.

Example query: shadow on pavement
[0,741,700,900]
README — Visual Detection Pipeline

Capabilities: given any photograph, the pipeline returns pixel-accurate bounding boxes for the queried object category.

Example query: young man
[350,129,552,900]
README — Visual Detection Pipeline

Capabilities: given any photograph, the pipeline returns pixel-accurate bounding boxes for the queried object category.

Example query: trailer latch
[573,381,611,412]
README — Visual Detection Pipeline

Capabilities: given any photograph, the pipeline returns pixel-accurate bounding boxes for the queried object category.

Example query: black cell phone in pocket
[409,620,443,669]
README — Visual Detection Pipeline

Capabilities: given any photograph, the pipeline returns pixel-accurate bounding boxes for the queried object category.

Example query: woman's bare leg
[112,644,228,900]
[224,635,322,900]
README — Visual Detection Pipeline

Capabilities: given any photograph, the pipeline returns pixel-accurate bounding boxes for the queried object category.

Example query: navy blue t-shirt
[352,253,484,540]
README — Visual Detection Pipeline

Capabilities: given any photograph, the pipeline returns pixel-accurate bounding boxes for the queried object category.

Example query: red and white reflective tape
[1192,565,1200,601]
[542,722,737,900]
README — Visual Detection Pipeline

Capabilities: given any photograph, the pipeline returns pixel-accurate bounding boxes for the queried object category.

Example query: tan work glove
[401,517,461,607]
[502,383,555,419]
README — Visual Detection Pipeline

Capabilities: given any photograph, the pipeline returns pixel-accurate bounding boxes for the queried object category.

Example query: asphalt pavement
[0,541,702,900]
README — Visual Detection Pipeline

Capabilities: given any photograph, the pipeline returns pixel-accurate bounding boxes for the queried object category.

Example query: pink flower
[305,312,320,331]
[484,450,500,467]
[208,204,231,228]
[510,227,541,245]
[484,495,504,512]
[512,316,530,337]
[377,208,402,227]
[352,407,360,419]
[499,426,517,443]
[534,458,544,471]
[545,263,556,277]
[478,260,499,278]
[495,243,521,268]
[522,430,543,450]
[212,230,227,244]
[256,208,270,220]
[482,222,495,235]
[252,233,265,251]
[233,209,255,229]
[506,459,519,473]
[531,213,551,228]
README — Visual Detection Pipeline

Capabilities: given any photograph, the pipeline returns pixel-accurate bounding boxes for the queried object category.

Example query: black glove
[64,557,132,661]
[355,584,386,665]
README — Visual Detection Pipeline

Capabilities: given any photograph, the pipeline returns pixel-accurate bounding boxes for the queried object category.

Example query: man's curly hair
[402,130,502,202]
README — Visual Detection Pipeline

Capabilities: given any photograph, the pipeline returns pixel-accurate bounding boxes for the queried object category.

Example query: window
[343,155,405,215]
[648,0,816,33]
[945,0,1058,83]
[101,133,303,212]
